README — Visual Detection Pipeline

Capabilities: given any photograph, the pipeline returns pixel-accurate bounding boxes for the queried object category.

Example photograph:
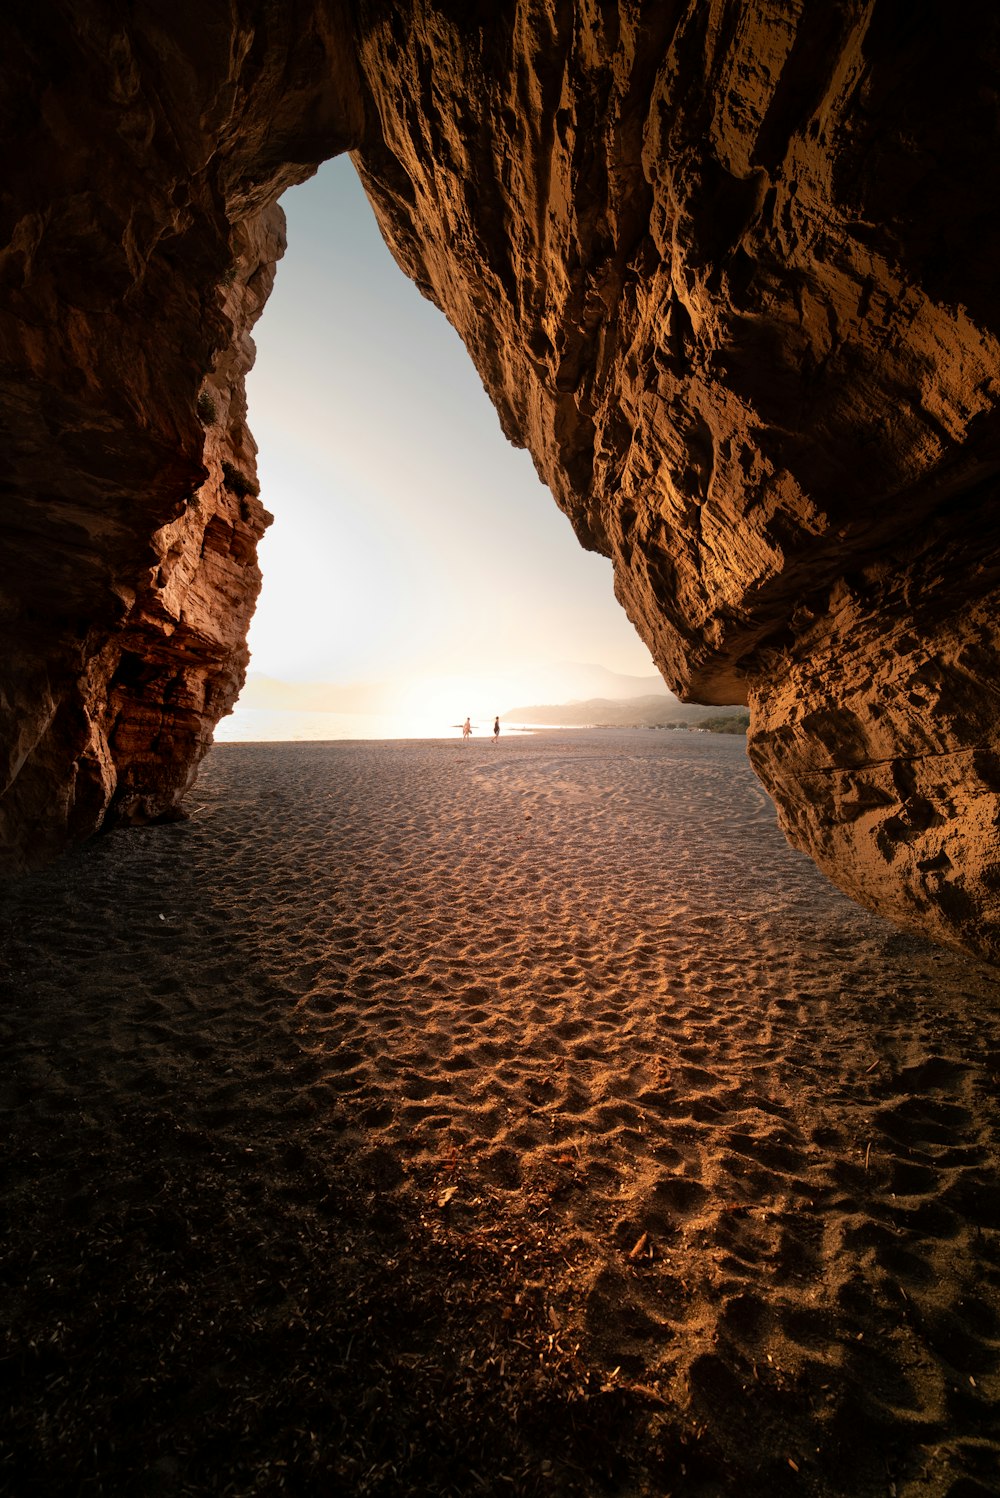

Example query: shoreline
[213,711,748,744]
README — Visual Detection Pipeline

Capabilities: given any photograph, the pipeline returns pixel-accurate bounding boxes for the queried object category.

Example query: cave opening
[224,153,659,743]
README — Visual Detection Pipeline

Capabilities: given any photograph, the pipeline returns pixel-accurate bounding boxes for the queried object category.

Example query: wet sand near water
[2,731,999,1496]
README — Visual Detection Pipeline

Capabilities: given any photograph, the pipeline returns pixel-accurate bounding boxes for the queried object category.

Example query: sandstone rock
[2,4,1000,964]
[350,0,1000,964]
[0,1,364,870]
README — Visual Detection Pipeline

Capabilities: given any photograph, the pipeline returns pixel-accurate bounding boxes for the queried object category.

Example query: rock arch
[2,3,1000,963]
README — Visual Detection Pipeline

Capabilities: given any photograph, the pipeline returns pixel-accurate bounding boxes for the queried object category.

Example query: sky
[241,154,659,720]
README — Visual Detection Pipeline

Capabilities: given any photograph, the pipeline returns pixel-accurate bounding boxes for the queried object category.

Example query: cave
[3,3,1000,964]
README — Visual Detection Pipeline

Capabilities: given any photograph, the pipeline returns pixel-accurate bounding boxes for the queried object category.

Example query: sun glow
[388,666,575,731]
[238,155,658,726]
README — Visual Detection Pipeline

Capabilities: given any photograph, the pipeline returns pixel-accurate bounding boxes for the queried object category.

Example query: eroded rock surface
[2,3,1000,962]
[0,2,365,869]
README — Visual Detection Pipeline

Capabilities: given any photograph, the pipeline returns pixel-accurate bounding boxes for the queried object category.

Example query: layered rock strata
[2,3,1000,963]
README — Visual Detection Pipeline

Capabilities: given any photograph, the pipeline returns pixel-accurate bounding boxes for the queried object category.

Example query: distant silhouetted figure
[462,716,471,742]
[493,715,500,744]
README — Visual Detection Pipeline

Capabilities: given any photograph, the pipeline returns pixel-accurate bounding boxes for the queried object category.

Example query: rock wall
[2,2,1000,963]
[349,0,1000,964]
[0,0,364,870]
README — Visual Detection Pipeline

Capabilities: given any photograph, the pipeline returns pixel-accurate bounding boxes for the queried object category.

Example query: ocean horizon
[213,707,545,743]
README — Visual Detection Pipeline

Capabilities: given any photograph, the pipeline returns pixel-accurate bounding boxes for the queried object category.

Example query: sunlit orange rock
[2,5,1000,964]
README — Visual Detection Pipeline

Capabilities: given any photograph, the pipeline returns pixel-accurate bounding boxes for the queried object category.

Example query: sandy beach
[2,730,999,1497]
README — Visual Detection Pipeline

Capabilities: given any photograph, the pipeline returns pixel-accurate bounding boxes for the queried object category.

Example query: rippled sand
[2,731,999,1495]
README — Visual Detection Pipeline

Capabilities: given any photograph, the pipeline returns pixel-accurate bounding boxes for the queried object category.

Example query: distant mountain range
[502,695,749,732]
[236,666,748,731]
[540,665,672,702]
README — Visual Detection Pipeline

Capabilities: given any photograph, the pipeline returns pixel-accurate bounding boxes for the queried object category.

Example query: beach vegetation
[221,461,259,499]
[693,710,750,734]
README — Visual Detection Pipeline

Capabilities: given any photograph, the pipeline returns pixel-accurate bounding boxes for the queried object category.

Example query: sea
[213,708,542,742]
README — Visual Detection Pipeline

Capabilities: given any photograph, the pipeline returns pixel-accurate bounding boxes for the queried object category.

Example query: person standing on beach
[462,716,472,742]
[493,715,500,744]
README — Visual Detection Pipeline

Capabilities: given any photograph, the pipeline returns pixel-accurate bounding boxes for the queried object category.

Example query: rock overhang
[2,2,1000,963]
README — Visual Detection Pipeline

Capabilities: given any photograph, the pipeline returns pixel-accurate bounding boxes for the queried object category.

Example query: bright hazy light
[238,155,658,721]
